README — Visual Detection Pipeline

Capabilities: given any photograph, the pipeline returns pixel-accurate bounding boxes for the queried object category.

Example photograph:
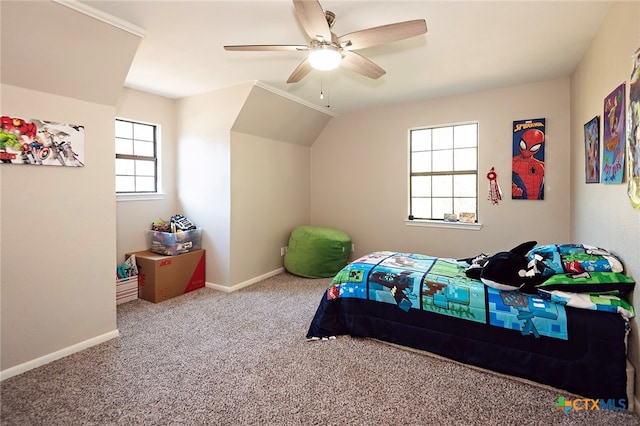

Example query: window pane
[115,138,133,155]
[411,176,431,197]
[454,147,477,171]
[134,123,154,141]
[411,151,431,173]
[116,176,135,192]
[454,124,477,148]
[455,198,476,215]
[411,129,431,151]
[412,198,431,218]
[136,176,155,192]
[409,122,478,221]
[432,127,453,150]
[432,197,453,219]
[136,159,155,176]
[115,158,134,175]
[432,175,452,196]
[432,149,453,172]
[454,175,477,197]
[115,120,133,138]
[134,140,155,157]
[115,119,158,194]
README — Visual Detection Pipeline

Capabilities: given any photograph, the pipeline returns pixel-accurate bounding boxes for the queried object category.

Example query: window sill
[404,219,482,230]
[117,192,166,202]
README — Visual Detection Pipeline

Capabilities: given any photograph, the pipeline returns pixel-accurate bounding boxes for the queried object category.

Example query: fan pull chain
[320,75,330,108]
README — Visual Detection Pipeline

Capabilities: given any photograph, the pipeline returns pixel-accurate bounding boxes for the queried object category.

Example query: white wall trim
[405,219,482,230]
[116,192,167,202]
[206,267,285,292]
[254,81,337,117]
[53,0,146,37]
[0,329,120,381]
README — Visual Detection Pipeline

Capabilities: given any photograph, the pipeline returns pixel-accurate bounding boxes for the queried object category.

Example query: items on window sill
[444,213,458,222]
[459,212,476,223]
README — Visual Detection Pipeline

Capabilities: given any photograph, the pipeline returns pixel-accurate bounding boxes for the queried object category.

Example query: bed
[306,244,635,406]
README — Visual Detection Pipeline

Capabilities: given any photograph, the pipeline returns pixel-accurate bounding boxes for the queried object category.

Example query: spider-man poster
[512,118,545,200]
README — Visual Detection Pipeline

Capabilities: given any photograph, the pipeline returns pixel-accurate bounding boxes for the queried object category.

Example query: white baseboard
[0,269,285,381]
[205,267,285,292]
[0,329,120,381]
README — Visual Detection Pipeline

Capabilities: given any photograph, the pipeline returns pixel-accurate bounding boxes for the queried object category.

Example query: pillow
[527,244,624,277]
[538,289,635,320]
[535,271,635,295]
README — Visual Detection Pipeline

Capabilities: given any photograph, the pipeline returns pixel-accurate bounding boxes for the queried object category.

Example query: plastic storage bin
[147,228,202,255]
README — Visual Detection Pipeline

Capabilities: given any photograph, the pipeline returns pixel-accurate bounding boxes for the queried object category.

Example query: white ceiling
[78,0,612,115]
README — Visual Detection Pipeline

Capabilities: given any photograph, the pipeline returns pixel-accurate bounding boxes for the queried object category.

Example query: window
[115,119,158,193]
[409,122,478,221]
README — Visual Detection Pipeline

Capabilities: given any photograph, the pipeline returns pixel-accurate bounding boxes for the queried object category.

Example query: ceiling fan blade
[224,44,308,52]
[339,19,427,50]
[293,0,331,41]
[341,51,386,79]
[287,58,314,83]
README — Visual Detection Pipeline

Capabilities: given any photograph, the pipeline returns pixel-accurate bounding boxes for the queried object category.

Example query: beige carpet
[1,272,639,425]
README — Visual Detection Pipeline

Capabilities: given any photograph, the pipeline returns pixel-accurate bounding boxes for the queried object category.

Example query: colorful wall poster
[584,116,600,183]
[602,83,625,183]
[512,118,545,200]
[0,115,84,167]
[628,48,640,209]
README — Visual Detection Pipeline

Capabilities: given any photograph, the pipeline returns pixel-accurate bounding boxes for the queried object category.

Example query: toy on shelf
[116,254,139,304]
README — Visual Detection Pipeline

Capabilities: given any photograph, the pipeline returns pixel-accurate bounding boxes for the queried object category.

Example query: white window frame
[407,122,481,230]
[115,118,164,201]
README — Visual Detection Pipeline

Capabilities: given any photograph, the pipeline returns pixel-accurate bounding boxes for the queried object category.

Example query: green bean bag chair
[284,226,352,278]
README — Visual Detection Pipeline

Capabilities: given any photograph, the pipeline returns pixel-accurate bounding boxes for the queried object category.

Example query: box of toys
[125,249,206,303]
[116,254,139,304]
[147,214,202,255]
[116,276,138,304]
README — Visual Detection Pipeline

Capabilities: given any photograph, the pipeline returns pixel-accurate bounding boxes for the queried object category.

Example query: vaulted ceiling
[7,1,614,114]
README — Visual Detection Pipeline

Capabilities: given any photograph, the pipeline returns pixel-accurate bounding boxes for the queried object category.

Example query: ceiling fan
[224,0,427,83]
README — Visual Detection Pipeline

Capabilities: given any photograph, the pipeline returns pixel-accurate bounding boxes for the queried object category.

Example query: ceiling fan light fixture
[308,44,342,71]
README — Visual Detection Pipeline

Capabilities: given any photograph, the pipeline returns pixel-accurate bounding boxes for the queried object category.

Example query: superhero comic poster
[602,83,625,184]
[0,115,84,167]
[512,118,545,200]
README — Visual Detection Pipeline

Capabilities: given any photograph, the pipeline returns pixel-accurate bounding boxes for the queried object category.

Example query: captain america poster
[512,118,545,200]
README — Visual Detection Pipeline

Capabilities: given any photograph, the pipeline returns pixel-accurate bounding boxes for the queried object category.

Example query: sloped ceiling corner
[1,0,142,106]
[232,84,333,147]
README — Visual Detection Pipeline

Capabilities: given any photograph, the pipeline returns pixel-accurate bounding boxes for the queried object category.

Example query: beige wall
[115,83,321,289]
[230,132,311,284]
[570,0,640,398]
[1,85,119,375]
[176,83,325,289]
[311,78,572,259]
[175,84,252,287]
[115,88,178,262]
[0,0,140,377]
